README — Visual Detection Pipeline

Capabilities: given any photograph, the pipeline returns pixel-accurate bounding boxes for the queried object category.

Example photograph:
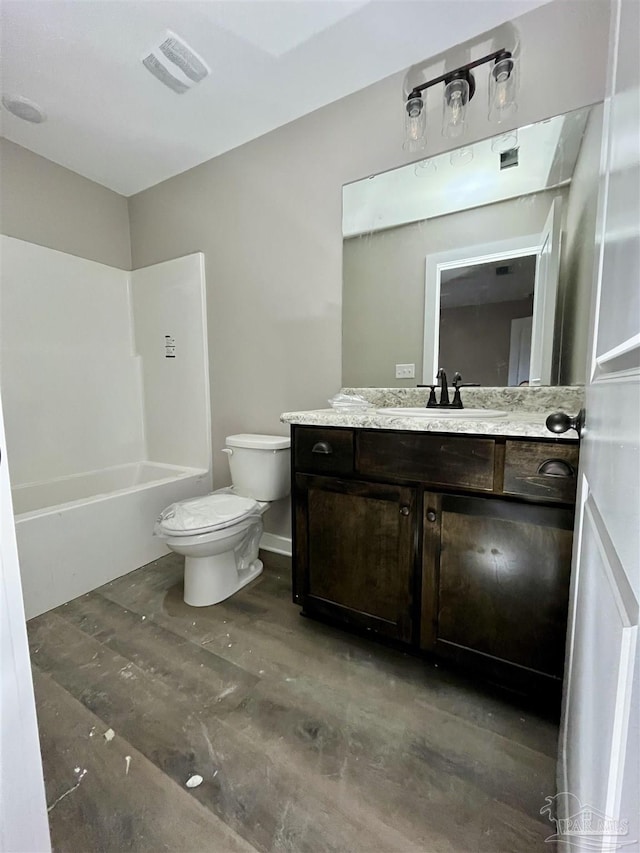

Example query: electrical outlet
[395,363,415,379]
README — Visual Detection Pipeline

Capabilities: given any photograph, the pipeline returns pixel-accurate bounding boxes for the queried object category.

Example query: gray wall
[558,103,604,384]
[342,189,566,387]
[128,1,610,539]
[0,138,131,269]
[440,298,534,387]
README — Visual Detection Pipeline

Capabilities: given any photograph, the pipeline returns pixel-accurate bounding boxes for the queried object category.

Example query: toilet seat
[157,493,260,537]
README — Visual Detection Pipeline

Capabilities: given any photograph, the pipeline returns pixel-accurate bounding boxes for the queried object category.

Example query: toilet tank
[225,434,291,501]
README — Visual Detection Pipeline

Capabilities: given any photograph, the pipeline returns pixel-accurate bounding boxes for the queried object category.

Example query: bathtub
[13,462,211,620]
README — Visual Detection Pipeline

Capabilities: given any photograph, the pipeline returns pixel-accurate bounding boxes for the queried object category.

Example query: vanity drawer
[294,427,354,476]
[357,431,495,491]
[503,440,579,503]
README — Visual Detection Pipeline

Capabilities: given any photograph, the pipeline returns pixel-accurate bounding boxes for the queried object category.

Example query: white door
[0,392,50,851]
[557,1,639,851]
[529,196,562,386]
[508,315,533,386]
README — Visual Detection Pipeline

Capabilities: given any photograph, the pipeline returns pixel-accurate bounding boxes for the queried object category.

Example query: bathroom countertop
[280,408,580,440]
[281,387,584,440]
[280,385,584,441]
[339,385,586,413]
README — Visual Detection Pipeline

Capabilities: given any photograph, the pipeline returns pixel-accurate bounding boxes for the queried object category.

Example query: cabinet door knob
[546,408,586,437]
[537,459,575,478]
[311,441,332,455]
[426,510,437,522]
[400,505,410,516]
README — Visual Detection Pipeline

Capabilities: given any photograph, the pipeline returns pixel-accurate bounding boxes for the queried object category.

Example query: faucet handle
[451,373,464,409]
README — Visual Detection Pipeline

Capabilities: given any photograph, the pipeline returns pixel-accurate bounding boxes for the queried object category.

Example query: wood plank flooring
[28,552,560,852]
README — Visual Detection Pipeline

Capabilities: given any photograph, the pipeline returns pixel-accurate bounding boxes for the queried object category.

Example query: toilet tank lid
[226,434,290,450]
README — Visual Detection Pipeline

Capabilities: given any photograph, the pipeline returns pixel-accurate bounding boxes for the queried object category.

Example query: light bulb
[489,56,517,123]
[450,91,463,123]
[404,95,426,152]
[443,78,469,139]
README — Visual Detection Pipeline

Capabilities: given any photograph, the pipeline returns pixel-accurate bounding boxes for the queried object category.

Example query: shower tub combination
[13,462,210,620]
[2,241,212,620]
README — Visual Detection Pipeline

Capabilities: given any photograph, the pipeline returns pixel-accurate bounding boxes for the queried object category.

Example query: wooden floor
[28,552,560,853]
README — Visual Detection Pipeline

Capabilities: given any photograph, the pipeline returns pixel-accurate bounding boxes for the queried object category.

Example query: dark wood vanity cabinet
[291,424,580,690]
[294,475,415,642]
[421,492,575,681]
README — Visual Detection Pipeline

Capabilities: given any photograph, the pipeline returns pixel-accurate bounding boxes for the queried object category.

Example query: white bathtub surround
[15,465,209,620]
[0,238,212,617]
[0,237,146,483]
[281,386,585,440]
[12,462,204,517]
[131,255,211,471]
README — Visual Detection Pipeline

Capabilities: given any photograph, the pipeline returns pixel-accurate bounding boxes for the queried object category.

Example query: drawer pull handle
[537,459,575,478]
[311,441,332,455]
[426,510,437,522]
[400,505,410,516]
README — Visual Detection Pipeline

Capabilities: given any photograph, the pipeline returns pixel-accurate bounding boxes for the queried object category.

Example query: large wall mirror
[342,104,603,388]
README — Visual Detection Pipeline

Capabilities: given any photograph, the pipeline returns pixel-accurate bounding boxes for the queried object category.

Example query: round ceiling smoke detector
[1,95,47,123]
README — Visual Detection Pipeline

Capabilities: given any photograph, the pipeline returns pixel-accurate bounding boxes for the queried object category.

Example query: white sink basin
[376,407,508,419]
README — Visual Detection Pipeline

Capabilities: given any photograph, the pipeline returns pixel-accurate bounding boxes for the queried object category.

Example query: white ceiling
[441,255,537,308]
[0,0,548,197]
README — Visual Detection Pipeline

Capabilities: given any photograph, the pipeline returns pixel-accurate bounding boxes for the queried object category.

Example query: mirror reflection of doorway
[438,256,536,386]
[424,197,562,387]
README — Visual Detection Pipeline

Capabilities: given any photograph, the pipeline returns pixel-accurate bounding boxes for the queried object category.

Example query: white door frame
[528,196,563,386]
[422,234,542,384]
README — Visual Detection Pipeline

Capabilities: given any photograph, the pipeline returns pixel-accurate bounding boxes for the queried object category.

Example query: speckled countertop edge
[280,386,584,441]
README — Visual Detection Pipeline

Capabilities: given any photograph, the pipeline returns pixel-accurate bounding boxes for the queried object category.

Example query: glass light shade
[489,56,517,123]
[442,78,469,139]
[491,129,519,153]
[404,96,426,152]
[450,146,473,167]
[414,158,437,177]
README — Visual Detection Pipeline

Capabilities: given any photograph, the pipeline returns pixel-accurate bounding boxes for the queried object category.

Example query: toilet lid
[157,493,259,536]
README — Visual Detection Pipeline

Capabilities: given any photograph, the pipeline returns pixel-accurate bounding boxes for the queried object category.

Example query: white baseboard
[260,532,292,557]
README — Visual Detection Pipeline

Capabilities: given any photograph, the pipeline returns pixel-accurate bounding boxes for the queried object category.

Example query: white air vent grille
[142,30,210,94]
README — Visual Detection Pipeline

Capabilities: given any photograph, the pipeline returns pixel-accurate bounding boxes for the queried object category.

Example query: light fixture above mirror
[403,50,518,151]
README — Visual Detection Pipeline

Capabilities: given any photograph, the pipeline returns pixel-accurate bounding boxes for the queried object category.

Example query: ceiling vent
[499,147,519,170]
[142,31,210,95]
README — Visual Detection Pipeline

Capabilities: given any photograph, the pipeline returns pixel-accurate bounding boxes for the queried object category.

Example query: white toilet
[155,434,290,606]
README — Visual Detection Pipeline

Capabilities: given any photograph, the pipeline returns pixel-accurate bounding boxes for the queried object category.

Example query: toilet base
[183,550,263,607]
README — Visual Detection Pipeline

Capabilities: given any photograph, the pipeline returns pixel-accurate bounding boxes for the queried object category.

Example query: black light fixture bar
[408,49,512,101]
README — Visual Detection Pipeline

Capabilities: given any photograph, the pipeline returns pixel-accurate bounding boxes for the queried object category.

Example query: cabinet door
[422,492,574,679]
[295,474,416,642]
